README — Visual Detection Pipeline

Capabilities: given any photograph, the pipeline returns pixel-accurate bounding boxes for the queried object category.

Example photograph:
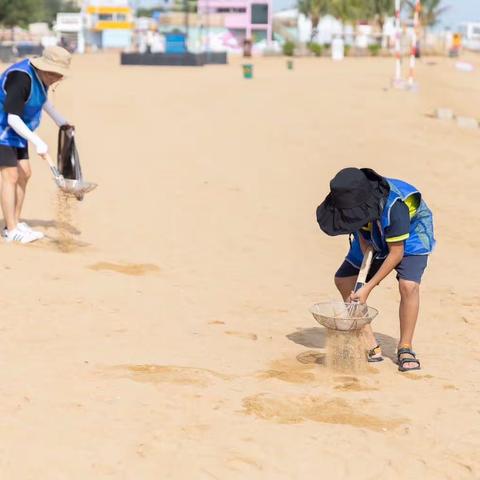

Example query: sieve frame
[309,301,379,331]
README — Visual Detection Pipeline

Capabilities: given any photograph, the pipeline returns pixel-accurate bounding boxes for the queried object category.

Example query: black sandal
[397,347,421,372]
[367,344,384,362]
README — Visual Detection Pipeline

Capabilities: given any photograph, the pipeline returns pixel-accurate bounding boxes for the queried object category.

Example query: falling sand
[55,191,77,253]
[326,329,367,373]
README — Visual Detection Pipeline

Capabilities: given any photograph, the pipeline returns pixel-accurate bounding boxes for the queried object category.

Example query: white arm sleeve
[43,100,68,127]
[7,114,48,155]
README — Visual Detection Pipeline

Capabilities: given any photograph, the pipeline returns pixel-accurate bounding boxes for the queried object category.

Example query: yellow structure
[85,5,133,31]
[83,1,133,48]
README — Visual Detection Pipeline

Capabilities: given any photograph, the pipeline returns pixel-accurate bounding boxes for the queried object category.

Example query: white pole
[408,0,420,87]
[394,0,402,85]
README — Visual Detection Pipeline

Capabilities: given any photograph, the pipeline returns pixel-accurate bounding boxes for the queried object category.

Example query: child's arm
[350,241,404,303]
[350,200,411,303]
[365,241,404,288]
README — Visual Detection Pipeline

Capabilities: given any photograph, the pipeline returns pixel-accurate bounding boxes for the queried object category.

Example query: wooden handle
[353,246,374,292]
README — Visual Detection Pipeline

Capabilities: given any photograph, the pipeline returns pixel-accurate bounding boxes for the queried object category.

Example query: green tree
[329,0,366,23]
[406,0,449,28]
[297,0,330,41]
[37,0,80,25]
[0,0,40,27]
[366,0,394,31]
[0,0,80,27]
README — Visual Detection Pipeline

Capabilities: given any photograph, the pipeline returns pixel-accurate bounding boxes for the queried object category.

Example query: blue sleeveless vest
[346,178,436,268]
[0,59,48,148]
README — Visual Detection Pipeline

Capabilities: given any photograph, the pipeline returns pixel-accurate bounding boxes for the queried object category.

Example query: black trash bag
[57,125,82,181]
[57,126,97,201]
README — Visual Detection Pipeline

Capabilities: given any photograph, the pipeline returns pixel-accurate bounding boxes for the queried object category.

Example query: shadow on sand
[287,327,398,363]
[23,218,81,236]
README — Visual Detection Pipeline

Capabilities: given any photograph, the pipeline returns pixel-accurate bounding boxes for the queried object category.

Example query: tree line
[298,0,447,34]
[0,0,80,28]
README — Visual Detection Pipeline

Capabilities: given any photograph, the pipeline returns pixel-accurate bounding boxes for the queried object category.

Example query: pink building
[198,0,272,45]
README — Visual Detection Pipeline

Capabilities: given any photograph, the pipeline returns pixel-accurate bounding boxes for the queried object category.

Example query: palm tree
[329,0,366,23]
[406,0,449,28]
[297,0,330,41]
[366,0,394,31]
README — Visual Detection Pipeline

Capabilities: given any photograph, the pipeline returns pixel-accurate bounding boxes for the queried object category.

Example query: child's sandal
[367,344,384,362]
[397,347,421,372]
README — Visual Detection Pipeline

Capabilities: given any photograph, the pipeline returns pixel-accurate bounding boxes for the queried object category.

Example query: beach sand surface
[0,53,479,479]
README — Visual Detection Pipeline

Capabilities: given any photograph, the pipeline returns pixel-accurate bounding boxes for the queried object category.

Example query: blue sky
[439,0,479,28]
[135,0,479,28]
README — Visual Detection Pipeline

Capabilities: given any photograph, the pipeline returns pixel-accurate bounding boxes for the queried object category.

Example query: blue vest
[0,59,47,148]
[346,178,436,268]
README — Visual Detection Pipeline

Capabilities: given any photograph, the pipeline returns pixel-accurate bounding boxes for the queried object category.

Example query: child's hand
[349,285,371,305]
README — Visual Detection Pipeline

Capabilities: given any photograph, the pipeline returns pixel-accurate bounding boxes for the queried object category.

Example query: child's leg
[361,324,379,352]
[398,279,420,368]
[334,275,356,301]
[398,280,420,346]
[334,259,359,300]
[395,255,427,369]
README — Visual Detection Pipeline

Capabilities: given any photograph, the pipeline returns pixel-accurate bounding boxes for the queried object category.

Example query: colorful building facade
[82,0,134,49]
[197,0,272,46]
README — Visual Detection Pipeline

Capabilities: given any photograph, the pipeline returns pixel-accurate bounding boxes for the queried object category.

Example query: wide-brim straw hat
[30,46,72,77]
[316,168,390,236]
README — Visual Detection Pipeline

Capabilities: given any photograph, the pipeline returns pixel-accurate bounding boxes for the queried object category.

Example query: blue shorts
[336,255,428,284]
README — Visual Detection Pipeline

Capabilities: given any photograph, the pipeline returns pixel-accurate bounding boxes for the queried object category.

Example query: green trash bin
[242,64,253,79]
[287,59,294,70]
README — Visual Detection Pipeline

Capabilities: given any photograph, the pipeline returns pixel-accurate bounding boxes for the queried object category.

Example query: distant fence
[121,52,228,66]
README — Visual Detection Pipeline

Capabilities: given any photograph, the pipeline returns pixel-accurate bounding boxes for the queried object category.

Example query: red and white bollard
[392,0,403,88]
[407,0,421,88]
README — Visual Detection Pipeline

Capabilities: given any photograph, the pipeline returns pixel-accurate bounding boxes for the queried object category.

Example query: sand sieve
[310,247,379,331]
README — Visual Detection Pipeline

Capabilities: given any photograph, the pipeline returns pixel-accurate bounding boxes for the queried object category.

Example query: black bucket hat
[316,168,390,236]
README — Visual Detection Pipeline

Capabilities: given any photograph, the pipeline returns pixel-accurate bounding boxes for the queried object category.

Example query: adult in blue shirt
[0,46,72,243]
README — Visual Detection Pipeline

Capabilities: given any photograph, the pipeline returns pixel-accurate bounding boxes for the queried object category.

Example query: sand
[0,52,479,479]
[326,330,367,373]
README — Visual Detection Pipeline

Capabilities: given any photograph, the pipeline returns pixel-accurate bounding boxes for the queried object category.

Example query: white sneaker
[5,228,40,244]
[17,222,44,240]
[1,227,7,239]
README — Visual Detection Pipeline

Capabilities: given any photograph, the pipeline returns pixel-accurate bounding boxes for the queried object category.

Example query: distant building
[54,13,84,52]
[82,0,134,49]
[197,0,272,46]
[459,22,480,50]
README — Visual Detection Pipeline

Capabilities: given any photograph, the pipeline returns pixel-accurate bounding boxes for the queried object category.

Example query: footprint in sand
[107,364,231,386]
[88,262,160,276]
[443,384,458,390]
[334,375,378,392]
[242,394,407,431]
[257,358,318,384]
[402,373,434,381]
[296,350,326,365]
[225,331,258,341]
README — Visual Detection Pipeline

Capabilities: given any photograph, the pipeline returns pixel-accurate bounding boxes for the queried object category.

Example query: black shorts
[0,145,29,167]
[335,255,428,284]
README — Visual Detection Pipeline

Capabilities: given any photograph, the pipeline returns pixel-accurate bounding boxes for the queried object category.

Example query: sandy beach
[1,52,479,479]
